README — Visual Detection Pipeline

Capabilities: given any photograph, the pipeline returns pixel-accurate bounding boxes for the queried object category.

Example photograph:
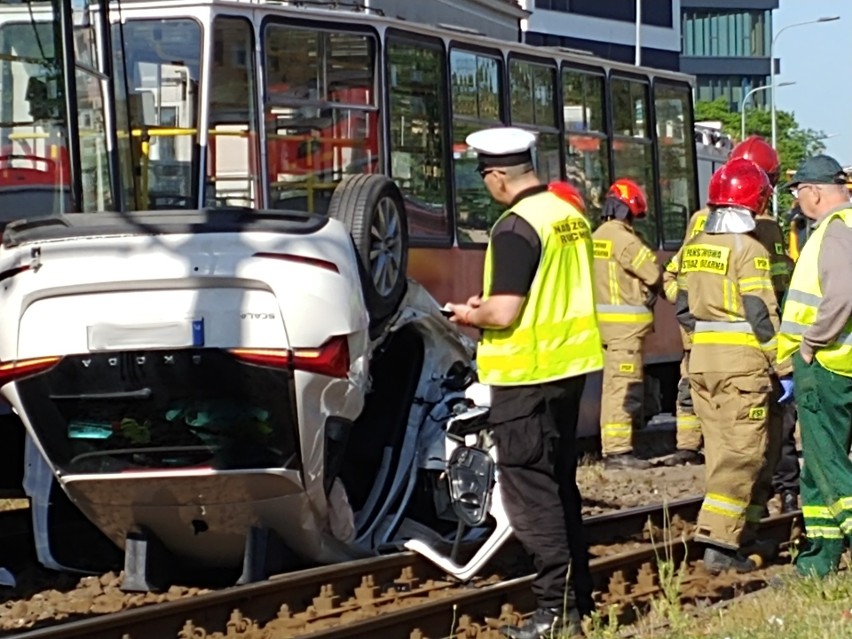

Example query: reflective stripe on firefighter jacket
[478,190,604,386]
[681,232,780,374]
[778,207,852,377]
[663,208,709,304]
[753,215,793,300]
[592,219,661,343]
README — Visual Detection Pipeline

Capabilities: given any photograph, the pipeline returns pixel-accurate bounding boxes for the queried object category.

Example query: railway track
[7,498,802,639]
[6,497,715,639]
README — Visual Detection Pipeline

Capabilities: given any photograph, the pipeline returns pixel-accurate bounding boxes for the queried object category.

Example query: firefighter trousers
[792,353,852,578]
[600,337,645,457]
[689,370,780,550]
[492,376,592,613]
[675,351,703,452]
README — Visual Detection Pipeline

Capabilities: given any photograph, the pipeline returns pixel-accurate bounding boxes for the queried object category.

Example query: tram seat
[0,154,71,220]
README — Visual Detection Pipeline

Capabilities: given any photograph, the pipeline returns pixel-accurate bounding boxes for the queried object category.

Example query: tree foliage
[695,97,827,177]
[695,97,828,214]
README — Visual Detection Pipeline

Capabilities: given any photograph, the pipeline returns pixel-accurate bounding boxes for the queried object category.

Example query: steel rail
[298,511,800,639]
[13,497,707,639]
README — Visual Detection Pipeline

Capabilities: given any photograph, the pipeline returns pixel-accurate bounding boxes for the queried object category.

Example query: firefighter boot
[501,607,581,639]
[703,546,758,574]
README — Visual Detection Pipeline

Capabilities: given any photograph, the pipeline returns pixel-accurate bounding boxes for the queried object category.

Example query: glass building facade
[680,1,778,112]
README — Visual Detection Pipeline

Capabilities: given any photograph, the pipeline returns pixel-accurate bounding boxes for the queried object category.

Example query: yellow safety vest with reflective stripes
[778,208,852,377]
[478,190,604,386]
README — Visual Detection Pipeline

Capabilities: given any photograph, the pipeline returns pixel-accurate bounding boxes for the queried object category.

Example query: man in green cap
[777,154,852,577]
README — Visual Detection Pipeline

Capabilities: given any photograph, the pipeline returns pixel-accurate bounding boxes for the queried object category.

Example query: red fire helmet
[729,135,780,186]
[606,178,647,217]
[548,180,586,213]
[707,157,772,215]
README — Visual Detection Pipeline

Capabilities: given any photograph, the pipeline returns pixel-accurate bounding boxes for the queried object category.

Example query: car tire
[328,174,409,327]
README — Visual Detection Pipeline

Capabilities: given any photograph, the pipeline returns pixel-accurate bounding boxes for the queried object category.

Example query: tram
[0,0,701,581]
[0,0,700,429]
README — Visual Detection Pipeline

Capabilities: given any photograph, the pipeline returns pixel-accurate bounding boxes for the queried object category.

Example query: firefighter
[662,208,708,466]
[676,158,786,572]
[447,127,602,637]
[593,179,662,470]
[729,136,799,513]
[777,155,852,578]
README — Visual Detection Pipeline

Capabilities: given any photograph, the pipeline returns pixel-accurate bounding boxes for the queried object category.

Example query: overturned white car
[0,176,483,589]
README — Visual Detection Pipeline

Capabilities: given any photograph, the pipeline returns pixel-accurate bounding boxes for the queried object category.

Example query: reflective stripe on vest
[693,320,775,352]
[478,191,604,386]
[778,208,852,377]
[596,304,654,324]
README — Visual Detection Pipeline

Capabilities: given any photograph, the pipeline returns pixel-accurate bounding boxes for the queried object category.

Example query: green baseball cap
[783,154,846,190]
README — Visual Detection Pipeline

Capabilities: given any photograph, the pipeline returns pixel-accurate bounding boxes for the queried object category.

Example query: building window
[682,10,771,58]
[534,0,673,28]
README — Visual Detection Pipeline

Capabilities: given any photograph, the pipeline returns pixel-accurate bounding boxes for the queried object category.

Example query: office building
[519,0,682,71]
[681,1,778,111]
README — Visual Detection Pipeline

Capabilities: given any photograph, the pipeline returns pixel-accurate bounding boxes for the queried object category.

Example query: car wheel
[328,174,409,325]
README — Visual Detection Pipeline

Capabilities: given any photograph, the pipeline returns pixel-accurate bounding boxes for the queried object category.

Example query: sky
[773,0,852,165]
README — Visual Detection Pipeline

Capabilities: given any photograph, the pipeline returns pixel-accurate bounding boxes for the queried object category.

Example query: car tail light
[253,252,339,274]
[229,335,350,378]
[0,356,61,386]
[292,335,350,378]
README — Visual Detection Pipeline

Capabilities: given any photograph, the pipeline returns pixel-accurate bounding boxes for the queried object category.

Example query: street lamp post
[740,82,795,140]
[770,15,840,216]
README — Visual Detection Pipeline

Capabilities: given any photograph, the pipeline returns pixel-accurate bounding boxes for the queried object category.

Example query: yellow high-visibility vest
[778,207,852,377]
[477,190,604,386]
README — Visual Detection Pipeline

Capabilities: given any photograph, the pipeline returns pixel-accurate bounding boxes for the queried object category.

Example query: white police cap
[466,127,537,168]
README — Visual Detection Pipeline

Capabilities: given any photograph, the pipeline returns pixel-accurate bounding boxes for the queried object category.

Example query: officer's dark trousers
[491,376,590,614]
[772,404,800,496]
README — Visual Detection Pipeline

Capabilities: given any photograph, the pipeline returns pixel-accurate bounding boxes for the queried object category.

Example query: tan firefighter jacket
[753,215,794,301]
[593,219,662,343]
[674,230,789,375]
[663,208,709,351]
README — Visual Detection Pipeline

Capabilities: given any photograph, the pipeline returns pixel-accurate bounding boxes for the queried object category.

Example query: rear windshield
[17,349,300,474]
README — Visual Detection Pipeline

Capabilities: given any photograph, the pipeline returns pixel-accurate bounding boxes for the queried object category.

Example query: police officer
[676,158,786,572]
[448,127,602,638]
[593,179,661,469]
[662,206,708,466]
[777,155,852,578]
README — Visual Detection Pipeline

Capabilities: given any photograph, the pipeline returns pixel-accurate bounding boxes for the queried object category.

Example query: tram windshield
[0,0,113,219]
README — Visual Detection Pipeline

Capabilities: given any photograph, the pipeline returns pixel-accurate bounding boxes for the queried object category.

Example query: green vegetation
[658,569,852,639]
[695,97,828,213]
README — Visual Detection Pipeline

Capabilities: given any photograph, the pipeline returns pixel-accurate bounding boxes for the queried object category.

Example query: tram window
[655,82,697,248]
[207,17,259,209]
[0,19,73,217]
[451,49,503,245]
[387,37,450,242]
[611,77,658,247]
[613,138,657,247]
[264,26,378,215]
[509,59,560,183]
[562,68,609,227]
[611,77,650,138]
[116,19,202,210]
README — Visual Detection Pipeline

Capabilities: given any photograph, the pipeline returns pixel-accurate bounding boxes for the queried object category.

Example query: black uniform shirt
[486,184,552,423]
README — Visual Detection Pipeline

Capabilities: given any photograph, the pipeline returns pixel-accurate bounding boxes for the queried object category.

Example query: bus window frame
[560,62,609,223]
[259,16,382,215]
[384,27,453,249]
[608,71,661,249]
[448,42,505,251]
[653,78,699,252]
